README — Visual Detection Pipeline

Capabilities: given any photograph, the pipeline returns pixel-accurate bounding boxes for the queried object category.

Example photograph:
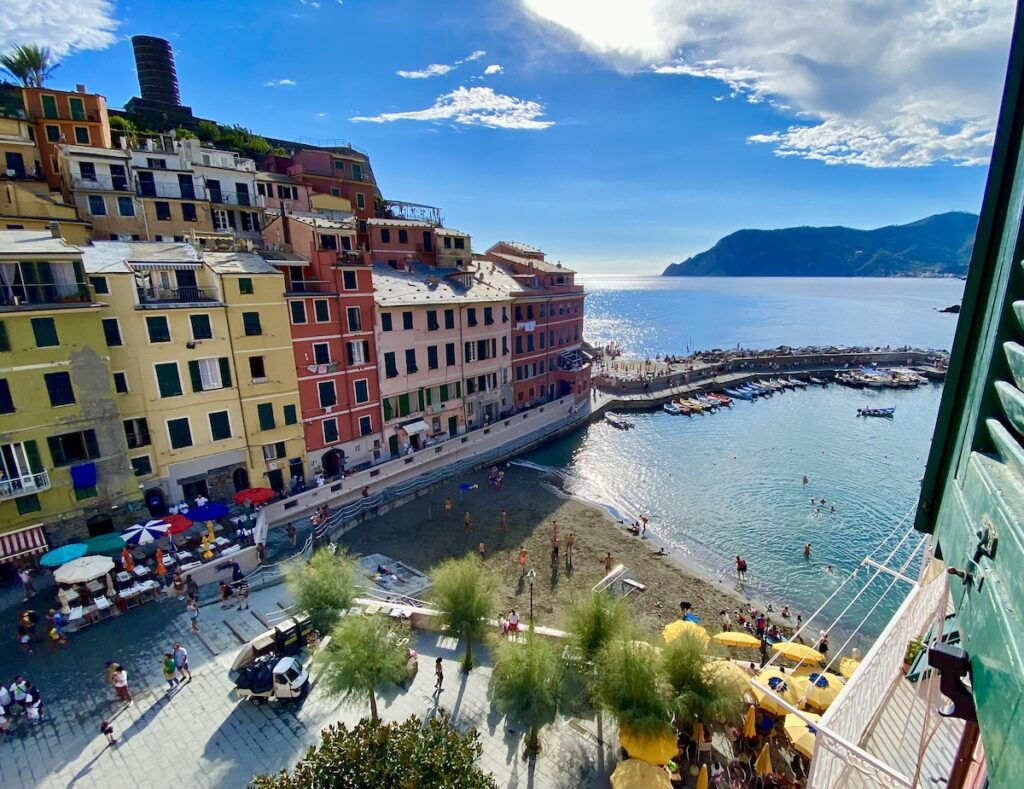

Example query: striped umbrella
[121,519,170,545]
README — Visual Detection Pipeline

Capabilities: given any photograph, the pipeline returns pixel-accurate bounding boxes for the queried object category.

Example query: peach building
[21,85,112,189]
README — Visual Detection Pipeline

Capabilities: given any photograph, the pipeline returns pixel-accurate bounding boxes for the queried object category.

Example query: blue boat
[725,387,754,400]
[696,395,719,409]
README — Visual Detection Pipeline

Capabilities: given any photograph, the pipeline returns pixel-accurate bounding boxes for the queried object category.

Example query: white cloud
[521,0,1014,168]
[397,63,456,79]
[263,78,297,87]
[463,50,487,62]
[0,0,118,57]
[351,86,554,130]
[484,64,504,75]
[298,0,321,8]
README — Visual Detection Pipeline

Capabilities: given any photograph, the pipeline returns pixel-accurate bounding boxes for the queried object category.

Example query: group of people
[16,608,68,654]
[0,676,43,737]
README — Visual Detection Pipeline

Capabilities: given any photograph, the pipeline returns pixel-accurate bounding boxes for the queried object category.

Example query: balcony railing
[0,470,51,500]
[72,174,130,192]
[0,284,90,310]
[138,286,216,304]
[284,280,336,296]
[208,190,254,207]
[136,181,208,201]
[2,166,44,181]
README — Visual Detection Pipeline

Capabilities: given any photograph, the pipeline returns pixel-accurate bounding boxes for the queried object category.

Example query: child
[478,541,486,560]
[434,657,443,693]
[99,719,116,745]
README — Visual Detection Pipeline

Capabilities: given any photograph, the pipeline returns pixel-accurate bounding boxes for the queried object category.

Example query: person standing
[187,598,200,633]
[112,666,132,705]
[256,542,266,566]
[99,719,117,745]
[286,524,297,548]
[478,541,486,560]
[434,658,444,694]
[173,643,191,682]
[219,581,233,609]
[9,677,28,714]
[804,543,812,559]
[18,567,35,600]
[0,683,10,718]
[235,578,250,610]
[564,532,575,564]
[162,653,179,691]
[171,571,185,600]
[499,510,508,530]
[736,556,748,582]
[603,552,615,574]
[550,535,560,566]
[463,512,473,534]
[444,497,453,518]
[517,547,528,576]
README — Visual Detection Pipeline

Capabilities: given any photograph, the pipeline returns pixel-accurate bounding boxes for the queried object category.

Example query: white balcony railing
[0,469,51,500]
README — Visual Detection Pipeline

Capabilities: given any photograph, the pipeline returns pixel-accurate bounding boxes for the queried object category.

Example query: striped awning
[128,261,201,270]
[0,524,48,564]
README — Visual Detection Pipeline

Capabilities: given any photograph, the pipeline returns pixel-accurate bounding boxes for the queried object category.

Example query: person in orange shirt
[154,548,167,585]
[120,548,134,573]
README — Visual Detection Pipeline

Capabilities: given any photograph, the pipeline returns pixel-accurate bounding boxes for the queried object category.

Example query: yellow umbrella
[692,721,704,745]
[704,659,752,694]
[792,669,843,711]
[750,668,807,715]
[619,726,679,765]
[696,764,709,789]
[839,657,860,679]
[662,620,709,645]
[610,758,672,789]
[743,705,757,738]
[771,641,824,665]
[712,631,761,649]
[754,743,773,777]
[783,712,822,759]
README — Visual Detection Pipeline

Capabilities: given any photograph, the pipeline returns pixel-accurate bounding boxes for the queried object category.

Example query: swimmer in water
[825,565,834,574]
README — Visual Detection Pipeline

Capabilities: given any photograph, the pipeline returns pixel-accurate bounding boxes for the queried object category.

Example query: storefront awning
[0,524,48,564]
[402,420,429,435]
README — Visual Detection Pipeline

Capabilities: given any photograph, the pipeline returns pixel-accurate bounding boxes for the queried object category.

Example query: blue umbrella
[39,543,87,568]
[186,503,229,522]
[86,532,129,556]
[121,519,170,545]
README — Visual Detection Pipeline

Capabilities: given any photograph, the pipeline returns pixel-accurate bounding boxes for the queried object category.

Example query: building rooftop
[487,249,575,274]
[255,172,300,183]
[366,217,436,229]
[205,251,281,275]
[434,227,469,237]
[372,263,513,307]
[258,249,308,266]
[496,240,544,256]
[81,241,201,273]
[0,231,81,258]
[59,144,130,159]
[287,213,356,230]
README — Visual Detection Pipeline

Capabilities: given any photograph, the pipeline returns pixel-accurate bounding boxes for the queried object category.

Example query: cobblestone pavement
[0,579,619,789]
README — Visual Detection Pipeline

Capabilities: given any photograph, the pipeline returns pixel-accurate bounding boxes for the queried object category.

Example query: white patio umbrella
[121,519,170,545]
[54,555,115,585]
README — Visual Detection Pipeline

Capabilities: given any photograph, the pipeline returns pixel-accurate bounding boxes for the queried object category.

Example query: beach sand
[341,465,762,637]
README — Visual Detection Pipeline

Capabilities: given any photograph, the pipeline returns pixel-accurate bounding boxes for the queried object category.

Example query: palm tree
[1,44,59,87]
[430,555,499,671]
[662,633,743,727]
[317,615,409,722]
[592,636,674,737]
[567,590,630,667]
[490,628,563,752]
[286,547,357,632]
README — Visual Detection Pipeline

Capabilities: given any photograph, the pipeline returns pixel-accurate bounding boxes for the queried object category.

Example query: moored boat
[605,412,634,429]
[708,392,733,406]
[857,406,896,418]
[724,387,753,400]
[663,402,681,415]
[808,376,827,386]
[788,377,808,388]
[684,398,705,412]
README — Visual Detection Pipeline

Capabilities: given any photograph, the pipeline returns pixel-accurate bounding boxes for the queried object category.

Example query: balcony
[71,174,130,192]
[0,283,91,311]
[2,165,44,182]
[284,279,337,296]
[0,470,51,500]
[136,181,208,201]
[208,190,254,207]
[137,286,217,305]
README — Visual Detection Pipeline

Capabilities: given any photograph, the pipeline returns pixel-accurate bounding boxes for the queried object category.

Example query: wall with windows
[21,86,112,189]
[58,146,147,241]
[0,181,90,244]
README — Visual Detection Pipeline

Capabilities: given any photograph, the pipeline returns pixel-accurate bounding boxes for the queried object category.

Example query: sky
[1,0,1016,273]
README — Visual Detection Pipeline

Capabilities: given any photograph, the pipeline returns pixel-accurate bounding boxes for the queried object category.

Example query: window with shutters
[427,345,438,370]
[405,348,417,373]
[47,430,100,466]
[190,314,213,340]
[208,411,231,441]
[427,310,439,331]
[444,309,455,329]
[440,384,450,402]
[155,363,182,398]
[130,455,153,477]
[31,317,58,348]
[502,336,509,356]
[284,404,297,425]
[380,228,391,243]
[354,378,369,404]
[398,392,411,417]
[515,335,523,354]
[257,403,275,430]
[190,358,224,391]
[44,371,75,406]
[314,300,330,322]
[123,418,151,449]
[347,340,367,365]
[262,442,287,461]
[467,308,478,327]
[101,318,122,347]
[16,494,40,514]
[290,301,307,324]
[402,311,413,330]
[446,343,456,366]
[167,418,193,449]
[381,312,393,332]
[384,352,398,378]
[0,379,13,413]
[113,371,128,394]
[465,341,478,363]
[323,418,339,444]
[243,312,262,335]
[146,315,171,343]
[318,381,338,408]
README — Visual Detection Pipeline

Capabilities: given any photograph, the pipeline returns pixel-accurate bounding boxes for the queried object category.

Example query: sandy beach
[340,465,765,637]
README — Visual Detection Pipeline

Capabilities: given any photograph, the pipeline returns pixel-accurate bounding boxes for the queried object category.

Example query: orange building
[21,86,112,188]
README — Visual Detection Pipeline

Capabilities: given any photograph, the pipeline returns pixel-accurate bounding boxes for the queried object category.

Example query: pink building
[372,262,513,458]
[256,172,312,214]
[368,218,438,267]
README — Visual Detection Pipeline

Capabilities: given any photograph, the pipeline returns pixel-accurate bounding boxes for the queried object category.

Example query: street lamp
[526,569,537,623]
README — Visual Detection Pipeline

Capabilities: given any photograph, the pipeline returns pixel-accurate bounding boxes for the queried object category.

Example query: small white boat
[605,412,633,429]
[663,402,681,415]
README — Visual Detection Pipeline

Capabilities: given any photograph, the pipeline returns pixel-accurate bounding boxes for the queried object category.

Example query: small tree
[250,712,497,789]
[431,555,499,671]
[490,628,563,752]
[567,590,629,666]
[662,633,743,727]
[592,637,673,737]
[1,44,59,87]
[286,547,357,632]
[317,615,408,722]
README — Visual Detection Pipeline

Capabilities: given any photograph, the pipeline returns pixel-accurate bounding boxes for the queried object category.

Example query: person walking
[517,547,528,576]
[112,665,132,705]
[171,571,185,600]
[444,497,453,518]
[478,541,486,560]
[0,683,10,718]
[18,567,36,600]
[736,556,748,582]
[499,510,508,529]
[603,552,615,574]
[565,532,575,564]
[99,719,117,745]
[219,580,233,609]
[463,512,473,534]
[187,598,200,633]
[550,535,560,566]
[9,677,28,714]
[173,643,191,682]
[434,657,444,694]
[286,524,297,548]
[162,652,180,692]
[235,578,250,610]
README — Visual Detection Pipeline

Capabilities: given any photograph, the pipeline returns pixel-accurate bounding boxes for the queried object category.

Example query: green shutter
[188,361,202,392]
[31,317,58,347]
[455,381,461,398]
[84,429,100,458]
[156,363,182,398]
[24,440,42,472]
[275,441,285,458]
[219,357,232,388]
[418,389,425,412]
[16,494,40,515]
[426,388,432,406]
[383,399,393,421]
[47,436,64,466]
[257,403,275,430]
[398,393,410,417]
[283,404,297,425]
[440,384,449,402]
[0,320,8,351]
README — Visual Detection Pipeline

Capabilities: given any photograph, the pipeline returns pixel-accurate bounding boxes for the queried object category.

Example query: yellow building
[0,230,135,554]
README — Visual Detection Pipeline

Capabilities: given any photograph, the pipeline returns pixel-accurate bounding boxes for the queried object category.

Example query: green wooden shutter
[46,436,64,466]
[31,317,58,347]
[440,384,449,402]
[24,440,42,473]
[283,404,297,425]
[156,364,182,397]
[398,393,410,417]
[219,357,232,388]
[455,381,461,398]
[84,429,100,458]
[383,398,393,421]
[418,389,425,411]
[426,388,432,406]
[0,321,9,351]
[188,361,202,392]
[257,403,275,430]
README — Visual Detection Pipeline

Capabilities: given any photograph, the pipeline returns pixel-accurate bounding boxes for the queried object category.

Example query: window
[359,415,373,436]
[314,300,330,322]
[241,212,255,232]
[188,358,230,391]
[146,315,171,343]
[454,237,465,250]
[465,341,478,363]
[502,336,509,356]
[396,311,411,331]
[153,201,171,221]
[16,494,41,514]
[45,125,60,142]
[384,352,398,378]
[405,348,417,373]
[426,310,439,331]
[484,307,494,325]
[444,309,455,329]
[527,335,535,352]
[189,314,212,340]
[540,332,546,349]
[167,418,193,449]
[357,193,365,209]
[381,312,393,332]
[155,362,182,398]
[101,318,122,347]
[467,308,478,327]
[330,187,341,197]
[346,306,361,332]
[113,195,134,217]
[334,160,345,172]
[130,456,153,477]
[123,418,151,449]
[444,236,452,249]
[74,127,90,145]
[0,379,13,413]
[48,429,100,466]
[262,442,286,461]
[515,336,523,354]
[313,343,331,365]
[43,372,74,406]
[41,94,58,118]
[446,343,456,366]
[347,340,368,365]
[243,312,262,336]
[249,356,266,380]
[87,195,106,216]
[290,301,307,324]
[354,379,370,404]
[31,318,58,347]
[502,306,509,323]
[359,220,367,234]
[398,229,408,244]
[284,404,297,425]
[113,371,128,393]
[427,345,438,370]
[323,419,339,444]
[239,278,253,295]
[257,403,275,430]
[318,381,338,408]
[380,228,391,244]
[343,270,358,290]
[146,158,167,169]
[208,411,231,441]
[182,203,198,222]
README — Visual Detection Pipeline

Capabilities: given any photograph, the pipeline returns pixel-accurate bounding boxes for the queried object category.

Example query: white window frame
[212,209,229,230]
[318,380,338,408]
[189,312,213,341]
[146,314,172,344]
[342,270,358,291]
[313,342,331,365]
[87,194,106,216]
[348,340,367,365]
[346,306,361,332]
[113,370,129,393]
[196,357,223,391]
[116,195,135,217]
[313,299,330,323]
[290,300,308,325]
[465,341,478,363]
[353,377,369,404]
[153,361,181,398]
[207,409,232,442]
[358,415,372,436]
[130,453,154,477]
[322,417,340,445]
[166,416,193,450]
[262,443,280,462]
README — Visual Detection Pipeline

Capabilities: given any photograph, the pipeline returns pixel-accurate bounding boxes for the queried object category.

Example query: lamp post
[526,569,537,624]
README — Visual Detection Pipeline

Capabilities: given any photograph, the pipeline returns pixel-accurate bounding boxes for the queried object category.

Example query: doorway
[232,467,250,492]
[144,487,167,517]
[86,513,114,537]
[322,448,342,478]
[181,479,209,504]
[267,468,284,494]
[447,415,458,437]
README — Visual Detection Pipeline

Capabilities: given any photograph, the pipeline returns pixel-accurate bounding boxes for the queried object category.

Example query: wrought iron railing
[0,469,51,499]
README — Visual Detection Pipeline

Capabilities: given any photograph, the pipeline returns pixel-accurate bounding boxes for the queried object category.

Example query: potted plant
[903,637,925,674]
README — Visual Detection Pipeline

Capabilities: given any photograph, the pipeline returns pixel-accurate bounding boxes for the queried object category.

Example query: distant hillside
[662,212,977,277]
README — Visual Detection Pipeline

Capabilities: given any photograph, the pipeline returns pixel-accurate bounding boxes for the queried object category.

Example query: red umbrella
[164,514,194,535]
[234,487,276,506]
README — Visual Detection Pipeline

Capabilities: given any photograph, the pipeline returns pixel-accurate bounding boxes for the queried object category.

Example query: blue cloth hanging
[70,462,97,489]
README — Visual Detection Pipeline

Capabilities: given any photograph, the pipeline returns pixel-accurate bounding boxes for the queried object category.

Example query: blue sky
[4,0,1015,273]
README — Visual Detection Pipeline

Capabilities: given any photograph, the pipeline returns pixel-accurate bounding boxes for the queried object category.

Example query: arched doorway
[322,448,342,479]
[232,467,250,492]
[86,513,114,537]
[144,487,167,517]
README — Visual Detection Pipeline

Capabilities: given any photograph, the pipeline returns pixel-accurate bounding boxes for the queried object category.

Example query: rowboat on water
[708,392,733,406]
[758,379,781,391]
[808,377,827,386]
[683,398,704,412]
[673,400,693,415]
[857,407,896,418]
[663,402,681,415]
[605,413,634,429]
[725,388,754,400]
[696,395,719,409]
[788,378,808,388]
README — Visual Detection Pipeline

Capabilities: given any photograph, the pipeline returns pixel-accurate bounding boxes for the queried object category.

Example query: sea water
[524,276,966,644]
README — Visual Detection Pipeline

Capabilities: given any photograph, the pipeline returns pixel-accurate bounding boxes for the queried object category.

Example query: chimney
[48,222,61,239]
[76,84,87,93]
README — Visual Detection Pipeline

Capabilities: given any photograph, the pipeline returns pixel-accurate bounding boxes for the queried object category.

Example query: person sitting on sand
[653,547,667,557]
[627,521,641,536]
[377,564,395,577]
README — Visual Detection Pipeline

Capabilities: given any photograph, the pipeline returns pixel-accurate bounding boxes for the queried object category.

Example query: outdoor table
[116,571,132,584]
[220,544,241,556]
[67,606,83,623]
[86,579,103,594]
[162,555,177,568]
[180,561,201,571]
[214,536,230,547]
[176,551,194,561]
